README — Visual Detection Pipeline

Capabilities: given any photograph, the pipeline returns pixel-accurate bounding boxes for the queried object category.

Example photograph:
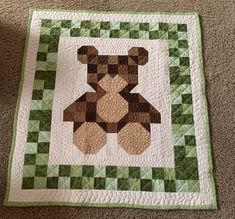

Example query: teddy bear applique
[63,46,161,155]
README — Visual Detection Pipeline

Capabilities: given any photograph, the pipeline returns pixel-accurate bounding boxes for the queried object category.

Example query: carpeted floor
[0,0,234,218]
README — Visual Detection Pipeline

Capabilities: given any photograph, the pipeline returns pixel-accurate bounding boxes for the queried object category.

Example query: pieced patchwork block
[5,9,216,209]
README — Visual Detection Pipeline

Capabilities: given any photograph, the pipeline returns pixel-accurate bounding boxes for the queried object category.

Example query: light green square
[100,29,110,38]
[176,180,189,192]
[71,20,81,28]
[119,30,129,38]
[25,143,38,154]
[129,22,139,30]
[28,120,40,132]
[38,43,48,53]
[149,22,159,31]
[140,167,152,179]
[94,166,106,177]
[179,48,189,57]
[182,104,193,114]
[70,166,82,177]
[129,179,141,191]
[152,179,165,192]
[38,131,50,142]
[51,20,61,27]
[172,94,182,105]
[42,90,54,100]
[80,28,90,37]
[23,165,35,177]
[164,168,175,180]
[40,27,50,35]
[60,28,70,37]
[41,100,53,110]
[117,167,129,178]
[185,146,197,157]
[31,100,42,110]
[34,177,47,189]
[106,178,117,190]
[82,177,94,189]
[139,31,149,39]
[33,79,44,90]
[168,40,179,48]
[180,66,190,75]
[173,135,185,146]
[36,61,56,71]
[110,22,120,30]
[47,53,57,62]
[188,180,200,192]
[47,165,59,177]
[36,154,49,165]
[91,21,100,29]
[168,24,178,31]
[169,57,180,66]
[178,31,188,40]
[58,177,71,189]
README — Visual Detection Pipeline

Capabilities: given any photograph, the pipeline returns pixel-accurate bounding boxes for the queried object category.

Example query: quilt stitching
[22,19,200,192]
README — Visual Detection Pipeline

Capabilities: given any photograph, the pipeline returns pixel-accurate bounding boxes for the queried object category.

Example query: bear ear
[77,46,98,64]
[128,47,148,65]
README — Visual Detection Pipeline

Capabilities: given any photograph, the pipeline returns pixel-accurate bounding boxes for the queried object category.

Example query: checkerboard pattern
[22,19,199,192]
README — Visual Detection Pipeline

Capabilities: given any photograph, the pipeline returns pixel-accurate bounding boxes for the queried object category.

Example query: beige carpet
[0,0,234,218]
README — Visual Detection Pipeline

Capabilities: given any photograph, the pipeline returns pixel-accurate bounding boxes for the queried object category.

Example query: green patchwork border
[4,9,217,209]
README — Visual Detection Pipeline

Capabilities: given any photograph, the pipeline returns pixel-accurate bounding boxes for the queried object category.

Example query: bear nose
[108,72,118,78]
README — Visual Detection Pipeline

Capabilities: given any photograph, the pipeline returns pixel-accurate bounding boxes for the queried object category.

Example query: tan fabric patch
[98,74,128,93]
[73,122,106,154]
[97,93,128,122]
[117,123,150,154]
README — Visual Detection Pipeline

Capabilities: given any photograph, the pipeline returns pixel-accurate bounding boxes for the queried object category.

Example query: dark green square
[164,180,176,192]
[180,57,190,66]
[24,154,36,165]
[37,142,49,153]
[120,22,130,30]
[149,31,159,39]
[152,168,164,179]
[90,28,100,37]
[129,30,139,39]
[32,90,43,100]
[170,75,191,85]
[110,29,119,38]
[48,42,58,53]
[59,165,71,176]
[39,118,51,131]
[174,146,186,160]
[139,23,149,31]
[50,27,61,36]
[170,66,180,75]
[70,177,82,189]
[118,178,129,190]
[140,179,152,191]
[175,157,199,180]
[81,20,91,29]
[129,167,140,178]
[178,24,187,32]
[94,177,106,189]
[70,28,80,37]
[36,52,47,61]
[27,132,39,142]
[169,48,179,57]
[47,177,58,188]
[82,165,94,177]
[185,135,196,146]
[101,21,110,30]
[41,19,52,28]
[168,31,178,40]
[182,94,193,104]
[61,20,71,28]
[39,35,50,44]
[106,166,117,178]
[178,40,188,48]
[22,177,34,189]
[35,165,47,177]
[159,23,168,31]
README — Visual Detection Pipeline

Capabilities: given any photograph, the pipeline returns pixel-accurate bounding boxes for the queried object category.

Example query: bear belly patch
[97,93,128,123]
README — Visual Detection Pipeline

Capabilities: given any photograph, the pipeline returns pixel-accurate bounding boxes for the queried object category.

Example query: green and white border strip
[4,9,216,209]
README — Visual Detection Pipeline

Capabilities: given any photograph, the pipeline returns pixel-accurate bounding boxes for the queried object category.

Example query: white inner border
[8,10,213,207]
[49,37,174,167]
